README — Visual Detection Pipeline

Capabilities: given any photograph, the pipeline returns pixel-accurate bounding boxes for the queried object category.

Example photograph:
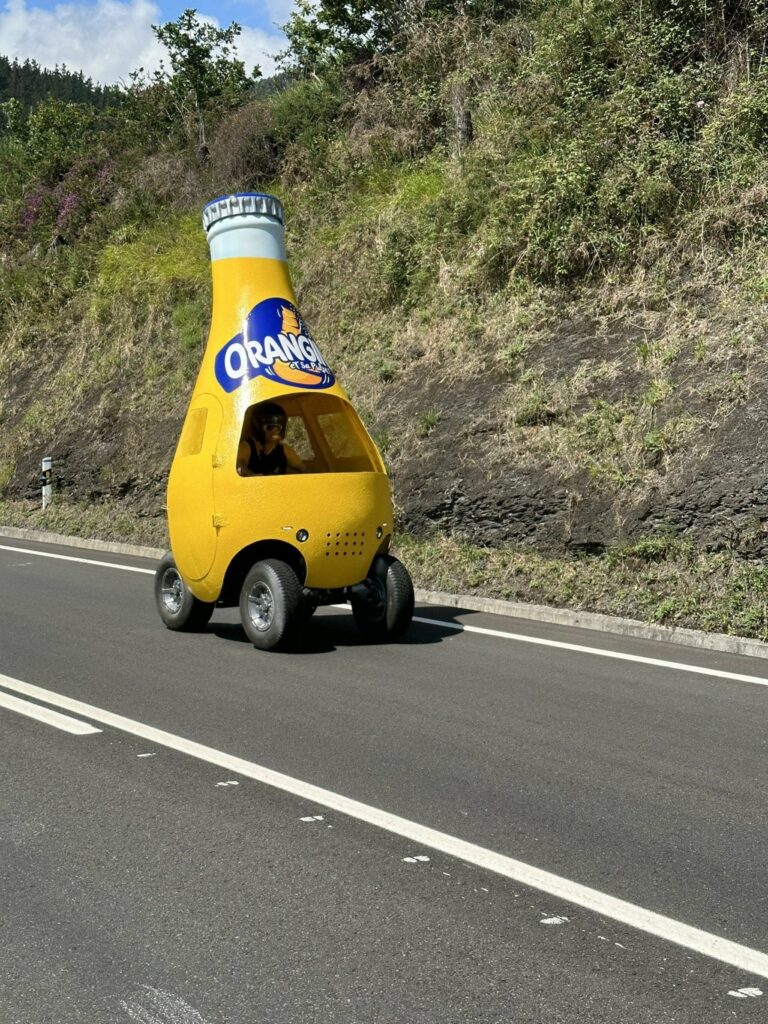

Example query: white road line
[3,541,768,688]
[0,670,767,980]
[0,544,154,575]
[409,615,768,689]
[335,605,768,688]
[0,689,101,735]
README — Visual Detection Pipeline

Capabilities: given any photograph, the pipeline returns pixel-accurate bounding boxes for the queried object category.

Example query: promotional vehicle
[154,192,414,650]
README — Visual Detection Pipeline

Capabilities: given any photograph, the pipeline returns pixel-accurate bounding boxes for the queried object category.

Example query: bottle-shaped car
[154,193,414,650]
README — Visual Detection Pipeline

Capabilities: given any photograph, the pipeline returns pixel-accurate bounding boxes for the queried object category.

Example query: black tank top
[247,440,288,475]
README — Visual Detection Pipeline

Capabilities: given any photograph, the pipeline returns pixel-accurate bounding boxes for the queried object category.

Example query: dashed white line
[0,669,767,980]
[0,689,101,735]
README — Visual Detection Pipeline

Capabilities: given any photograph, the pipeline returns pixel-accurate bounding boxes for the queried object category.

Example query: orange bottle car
[154,193,414,650]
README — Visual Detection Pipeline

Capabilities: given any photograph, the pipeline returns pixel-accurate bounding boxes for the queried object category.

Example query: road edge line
[3,524,768,662]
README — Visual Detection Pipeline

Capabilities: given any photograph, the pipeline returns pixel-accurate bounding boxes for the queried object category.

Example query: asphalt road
[0,535,766,1023]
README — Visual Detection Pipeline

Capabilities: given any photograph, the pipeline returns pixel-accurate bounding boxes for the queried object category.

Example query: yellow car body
[166,194,394,606]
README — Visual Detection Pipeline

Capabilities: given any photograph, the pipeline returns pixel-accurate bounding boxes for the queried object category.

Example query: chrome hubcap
[247,581,274,631]
[160,567,183,615]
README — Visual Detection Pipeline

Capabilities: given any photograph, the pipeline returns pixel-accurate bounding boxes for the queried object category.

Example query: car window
[284,416,315,462]
[317,413,367,459]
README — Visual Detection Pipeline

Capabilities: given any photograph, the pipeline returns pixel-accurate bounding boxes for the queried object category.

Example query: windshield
[236,395,381,475]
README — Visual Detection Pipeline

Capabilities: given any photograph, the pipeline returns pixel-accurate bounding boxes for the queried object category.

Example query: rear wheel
[154,552,215,632]
[239,559,303,651]
[351,555,414,641]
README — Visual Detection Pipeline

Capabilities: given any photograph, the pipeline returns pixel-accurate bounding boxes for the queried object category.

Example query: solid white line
[0,689,101,735]
[332,605,768,689]
[0,544,154,575]
[409,615,768,689]
[0,671,766,979]
[3,541,768,688]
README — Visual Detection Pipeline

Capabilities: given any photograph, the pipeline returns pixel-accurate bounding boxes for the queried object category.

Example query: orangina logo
[214,298,335,393]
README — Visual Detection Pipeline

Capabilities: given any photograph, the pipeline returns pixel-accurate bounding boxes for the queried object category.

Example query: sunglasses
[262,419,284,429]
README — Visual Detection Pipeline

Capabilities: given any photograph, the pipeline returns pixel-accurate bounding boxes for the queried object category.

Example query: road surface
[0,536,766,1023]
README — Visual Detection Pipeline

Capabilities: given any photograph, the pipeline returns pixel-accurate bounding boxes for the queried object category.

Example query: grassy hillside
[3,2,768,636]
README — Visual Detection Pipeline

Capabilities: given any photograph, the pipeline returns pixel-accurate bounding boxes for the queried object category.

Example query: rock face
[389,415,768,555]
[369,299,768,556]
[12,370,768,557]
[395,464,570,546]
[7,288,768,559]
[627,404,768,556]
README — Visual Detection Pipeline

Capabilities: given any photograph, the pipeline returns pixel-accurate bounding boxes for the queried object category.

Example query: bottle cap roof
[202,193,284,232]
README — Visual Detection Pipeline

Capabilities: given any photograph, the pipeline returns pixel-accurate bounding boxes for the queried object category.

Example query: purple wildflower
[20,186,48,230]
[56,192,78,229]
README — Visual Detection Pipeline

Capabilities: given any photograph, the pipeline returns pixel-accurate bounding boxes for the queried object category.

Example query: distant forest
[0,54,118,117]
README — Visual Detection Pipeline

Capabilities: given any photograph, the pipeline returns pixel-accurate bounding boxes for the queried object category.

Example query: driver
[238,402,306,476]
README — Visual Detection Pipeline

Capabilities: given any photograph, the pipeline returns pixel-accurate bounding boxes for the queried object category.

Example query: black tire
[239,558,304,651]
[351,554,414,641]
[154,552,215,632]
[298,595,318,625]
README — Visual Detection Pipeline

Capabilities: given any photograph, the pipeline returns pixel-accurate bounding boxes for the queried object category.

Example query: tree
[150,9,260,152]
[280,0,527,75]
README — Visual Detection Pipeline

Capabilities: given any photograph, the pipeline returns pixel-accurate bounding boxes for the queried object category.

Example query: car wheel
[154,552,215,631]
[239,559,303,651]
[351,554,414,641]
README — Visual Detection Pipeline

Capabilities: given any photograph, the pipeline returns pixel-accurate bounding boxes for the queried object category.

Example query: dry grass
[0,497,168,547]
[396,532,768,640]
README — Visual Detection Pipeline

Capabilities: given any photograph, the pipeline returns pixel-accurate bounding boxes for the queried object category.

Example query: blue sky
[0,0,297,85]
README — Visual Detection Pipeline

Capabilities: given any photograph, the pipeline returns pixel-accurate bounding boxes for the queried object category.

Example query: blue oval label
[214,297,335,393]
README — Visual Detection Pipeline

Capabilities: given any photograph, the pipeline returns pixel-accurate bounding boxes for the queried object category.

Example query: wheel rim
[160,567,183,615]
[247,581,274,631]
[364,574,387,620]
[370,577,387,606]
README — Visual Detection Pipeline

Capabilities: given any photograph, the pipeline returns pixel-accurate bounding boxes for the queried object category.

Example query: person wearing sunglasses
[238,402,306,476]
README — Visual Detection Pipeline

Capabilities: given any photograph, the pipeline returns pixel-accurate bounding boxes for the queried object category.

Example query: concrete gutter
[4,524,768,662]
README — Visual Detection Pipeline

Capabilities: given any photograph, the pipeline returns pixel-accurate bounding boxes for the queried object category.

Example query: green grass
[91,212,208,311]
[395,532,768,641]
[0,498,168,547]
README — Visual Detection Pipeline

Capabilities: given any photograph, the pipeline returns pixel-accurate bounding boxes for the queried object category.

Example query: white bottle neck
[207,214,286,262]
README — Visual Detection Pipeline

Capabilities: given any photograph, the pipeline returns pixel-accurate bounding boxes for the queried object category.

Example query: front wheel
[239,559,304,651]
[154,553,215,632]
[351,555,414,641]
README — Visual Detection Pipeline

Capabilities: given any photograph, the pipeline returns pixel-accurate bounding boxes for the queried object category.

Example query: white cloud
[0,0,286,86]
[264,0,296,26]
[0,0,165,85]
[193,13,284,79]
[237,23,284,78]
[239,0,296,31]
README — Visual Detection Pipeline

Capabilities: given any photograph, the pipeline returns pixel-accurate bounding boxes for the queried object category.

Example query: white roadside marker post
[40,456,53,510]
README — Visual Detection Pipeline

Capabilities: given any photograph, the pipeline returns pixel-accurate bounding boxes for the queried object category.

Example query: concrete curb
[415,589,768,661]
[4,524,768,662]
[0,525,166,561]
